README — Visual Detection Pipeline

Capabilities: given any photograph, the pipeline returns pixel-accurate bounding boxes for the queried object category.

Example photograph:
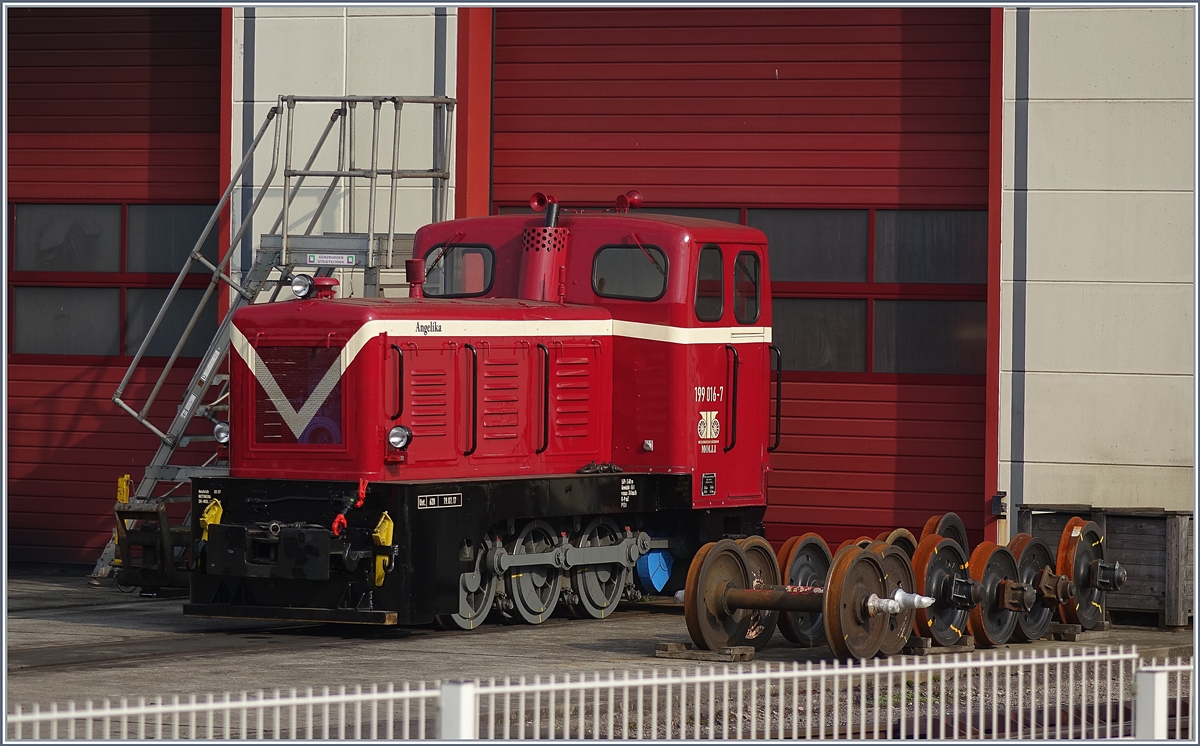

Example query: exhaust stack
[520,192,569,304]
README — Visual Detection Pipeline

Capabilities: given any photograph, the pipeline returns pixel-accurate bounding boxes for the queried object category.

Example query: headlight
[290,274,314,299]
[213,421,231,444]
[387,425,412,450]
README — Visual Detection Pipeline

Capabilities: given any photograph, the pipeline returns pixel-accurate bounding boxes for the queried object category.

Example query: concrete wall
[1000,7,1195,516]
[230,6,457,294]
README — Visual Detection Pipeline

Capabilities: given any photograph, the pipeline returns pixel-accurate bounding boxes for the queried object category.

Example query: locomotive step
[902,635,976,656]
[655,642,754,662]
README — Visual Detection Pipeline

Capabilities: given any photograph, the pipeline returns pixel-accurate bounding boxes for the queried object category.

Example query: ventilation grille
[253,346,344,445]
[523,226,569,253]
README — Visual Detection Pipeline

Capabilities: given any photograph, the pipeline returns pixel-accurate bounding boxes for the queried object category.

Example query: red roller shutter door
[493,8,990,548]
[7,8,222,563]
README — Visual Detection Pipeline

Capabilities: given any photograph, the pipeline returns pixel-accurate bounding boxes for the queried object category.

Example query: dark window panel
[874,299,986,374]
[593,245,668,300]
[423,244,495,297]
[694,245,723,322]
[13,287,120,355]
[126,288,217,357]
[734,251,760,323]
[874,210,988,284]
[14,204,121,272]
[748,209,868,282]
[773,298,867,372]
[126,204,218,274]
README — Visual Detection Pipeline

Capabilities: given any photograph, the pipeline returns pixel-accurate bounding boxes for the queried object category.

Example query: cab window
[593,244,668,300]
[694,245,723,321]
[423,244,494,297]
[734,251,760,323]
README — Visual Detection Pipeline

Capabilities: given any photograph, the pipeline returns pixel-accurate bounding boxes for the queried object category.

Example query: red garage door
[7,8,222,563]
[493,7,990,548]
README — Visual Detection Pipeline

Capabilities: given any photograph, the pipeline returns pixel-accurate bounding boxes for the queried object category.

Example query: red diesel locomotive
[186,194,781,628]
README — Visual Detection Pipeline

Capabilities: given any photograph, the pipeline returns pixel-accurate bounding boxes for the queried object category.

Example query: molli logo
[414,321,443,335]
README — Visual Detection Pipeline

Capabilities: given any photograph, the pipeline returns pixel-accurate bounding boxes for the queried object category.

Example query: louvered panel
[553,354,592,438]
[408,363,452,451]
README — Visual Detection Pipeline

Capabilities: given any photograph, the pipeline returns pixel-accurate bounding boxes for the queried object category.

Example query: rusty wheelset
[683,537,933,660]
[682,512,1126,659]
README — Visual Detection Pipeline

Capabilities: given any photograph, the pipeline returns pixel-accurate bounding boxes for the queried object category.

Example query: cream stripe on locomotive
[231,319,770,438]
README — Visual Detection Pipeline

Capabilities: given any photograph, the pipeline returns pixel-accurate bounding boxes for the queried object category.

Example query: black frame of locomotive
[185,474,765,625]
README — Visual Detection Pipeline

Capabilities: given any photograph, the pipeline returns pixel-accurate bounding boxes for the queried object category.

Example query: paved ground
[6,563,1194,709]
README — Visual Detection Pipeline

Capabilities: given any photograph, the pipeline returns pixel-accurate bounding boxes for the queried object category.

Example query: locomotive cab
[412,210,774,513]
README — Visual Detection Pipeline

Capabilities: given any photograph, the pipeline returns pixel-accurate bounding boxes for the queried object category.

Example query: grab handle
[464,344,478,457]
[537,343,550,454]
[724,344,739,453]
[389,344,403,420]
[768,344,782,452]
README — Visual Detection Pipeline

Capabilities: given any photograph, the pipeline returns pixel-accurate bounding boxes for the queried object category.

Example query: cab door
[690,244,764,508]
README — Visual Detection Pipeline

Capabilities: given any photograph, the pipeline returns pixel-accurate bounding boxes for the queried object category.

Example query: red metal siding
[492,7,989,208]
[6,8,221,563]
[492,8,990,545]
[7,7,220,203]
[764,379,985,549]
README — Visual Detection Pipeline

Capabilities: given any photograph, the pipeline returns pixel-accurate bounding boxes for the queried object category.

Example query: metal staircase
[90,94,455,588]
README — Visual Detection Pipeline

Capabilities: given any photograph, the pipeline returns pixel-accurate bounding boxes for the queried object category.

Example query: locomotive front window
[695,245,723,321]
[423,244,495,297]
[734,251,760,323]
[592,244,668,301]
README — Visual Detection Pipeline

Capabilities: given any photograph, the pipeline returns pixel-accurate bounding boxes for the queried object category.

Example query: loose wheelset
[1007,532,1076,642]
[732,536,781,650]
[911,533,983,647]
[966,541,1037,647]
[1056,517,1127,630]
[776,533,832,646]
[867,541,918,655]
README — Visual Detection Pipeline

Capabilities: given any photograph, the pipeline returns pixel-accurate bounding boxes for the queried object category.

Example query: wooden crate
[1015,504,1193,627]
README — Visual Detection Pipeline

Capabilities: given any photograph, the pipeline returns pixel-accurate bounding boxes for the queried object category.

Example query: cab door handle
[724,344,739,453]
[463,344,478,457]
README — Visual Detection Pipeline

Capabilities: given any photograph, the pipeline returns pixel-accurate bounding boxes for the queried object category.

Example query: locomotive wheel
[503,520,563,624]
[966,542,1020,648]
[880,528,919,559]
[868,541,916,656]
[568,518,627,620]
[1056,518,1107,629]
[436,534,498,630]
[776,532,832,646]
[823,548,888,660]
[683,540,752,651]
[734,536,781,650]
[1008,533,1057,642]
[911,534,972,647]
[920,513,970,558]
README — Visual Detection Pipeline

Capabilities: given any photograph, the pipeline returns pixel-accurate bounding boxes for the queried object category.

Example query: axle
[723,584,932,616]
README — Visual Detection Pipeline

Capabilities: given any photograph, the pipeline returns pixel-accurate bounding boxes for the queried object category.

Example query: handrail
[724,344,739,453]
[537,343,550,455]
[463,344,478,457]
[111,104,280,416]
[768,344,782,452]
[390,344,404,420]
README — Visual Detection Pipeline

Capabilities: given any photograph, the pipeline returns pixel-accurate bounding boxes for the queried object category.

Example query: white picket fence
[7,645,1193,740]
